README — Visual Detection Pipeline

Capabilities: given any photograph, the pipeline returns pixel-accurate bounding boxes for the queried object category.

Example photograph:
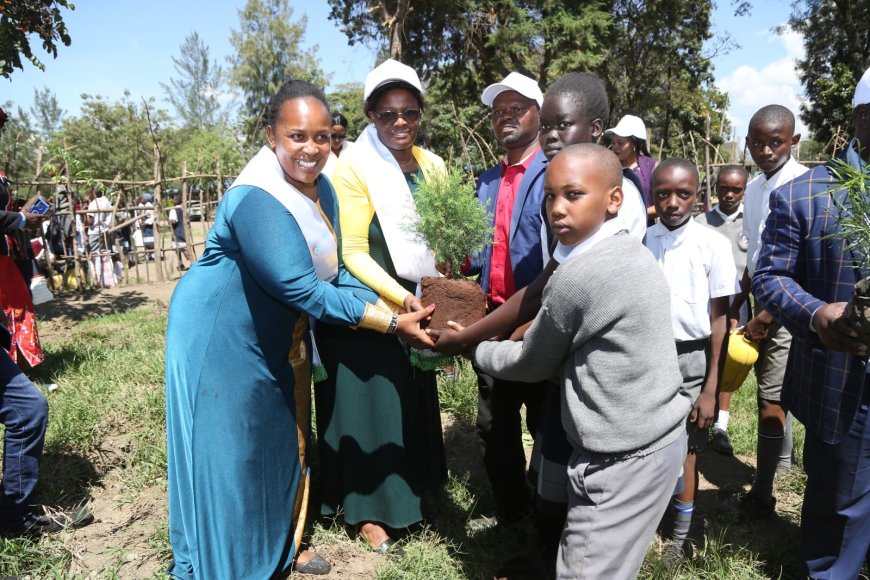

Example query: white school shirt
[742,157,808,275]
[645,219,737,341]
[87,196,113,234]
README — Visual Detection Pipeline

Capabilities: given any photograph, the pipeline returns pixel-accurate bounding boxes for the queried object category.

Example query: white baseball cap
[853,66,870,108]
[481,72,544,107]
[363,59,424,102]
[605,115,648,141]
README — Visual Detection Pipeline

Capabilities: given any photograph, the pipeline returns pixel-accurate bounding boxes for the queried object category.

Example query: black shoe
[661,538,692,570]
[709,428,734,455]
[1,505,94,536]
[720,491,776,522]
[294,553,331,575]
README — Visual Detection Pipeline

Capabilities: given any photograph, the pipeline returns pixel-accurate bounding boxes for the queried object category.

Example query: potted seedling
[827,157,870,342]
[409,165,493,330]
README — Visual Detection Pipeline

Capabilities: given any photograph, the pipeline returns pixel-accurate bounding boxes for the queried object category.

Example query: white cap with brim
[481,72,544,107]
[605,115,648,142]
[364,59,424,102]
[853,66,870,108]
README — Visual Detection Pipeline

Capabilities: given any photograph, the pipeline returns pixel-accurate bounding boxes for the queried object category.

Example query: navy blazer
[468,150,548,297]
[752,162,866,444]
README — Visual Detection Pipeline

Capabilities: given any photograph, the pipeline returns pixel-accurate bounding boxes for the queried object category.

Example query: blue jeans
[0,351,48,523]
[801,387,870,579]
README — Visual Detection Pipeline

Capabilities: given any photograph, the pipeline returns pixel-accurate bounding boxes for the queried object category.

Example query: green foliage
[228,0,328,143]
[164,125,246,178]
[29,86,65,142]
[409,166,493,278]
[161,31,225,130]
[326,83,368,140]
[786,0,870,145]
[603,1,731,157]
[0,101,38,180]
[51,92,172,182]
[824,157,870,272]
[0,0,73,78]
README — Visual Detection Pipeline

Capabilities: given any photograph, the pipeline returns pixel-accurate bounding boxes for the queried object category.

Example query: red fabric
[487,152,536,305]
[0,256,44,367]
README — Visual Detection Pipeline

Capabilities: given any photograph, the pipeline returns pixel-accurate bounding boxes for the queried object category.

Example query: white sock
[714,410,730,432]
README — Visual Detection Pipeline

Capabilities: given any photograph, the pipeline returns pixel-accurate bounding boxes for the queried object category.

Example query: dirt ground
[31,281,769,579]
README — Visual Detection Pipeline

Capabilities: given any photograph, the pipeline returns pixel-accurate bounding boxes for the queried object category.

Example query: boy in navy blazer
[753,67,870,578]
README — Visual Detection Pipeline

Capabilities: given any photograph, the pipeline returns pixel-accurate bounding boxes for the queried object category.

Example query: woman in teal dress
[315,59,448,554]
[164,80,433,579]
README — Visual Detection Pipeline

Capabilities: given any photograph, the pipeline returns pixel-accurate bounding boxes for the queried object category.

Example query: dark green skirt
[314,323,447,528]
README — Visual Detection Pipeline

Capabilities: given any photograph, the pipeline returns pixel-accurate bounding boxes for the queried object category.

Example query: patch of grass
[437,358,478,423]
[0,535,72,577]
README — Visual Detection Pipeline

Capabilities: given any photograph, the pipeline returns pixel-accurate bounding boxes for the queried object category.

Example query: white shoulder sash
[356,125,439,282]
[231,146,338,282]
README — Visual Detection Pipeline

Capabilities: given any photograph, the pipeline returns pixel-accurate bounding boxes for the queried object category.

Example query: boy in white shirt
[732,105,809,518]
[645,158,737,563]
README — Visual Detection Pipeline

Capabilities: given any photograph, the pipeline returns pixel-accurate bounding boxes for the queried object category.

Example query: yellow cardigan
[331,144,445,307]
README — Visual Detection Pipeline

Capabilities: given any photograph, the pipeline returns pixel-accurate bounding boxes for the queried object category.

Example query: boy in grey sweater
[472,144,691,579]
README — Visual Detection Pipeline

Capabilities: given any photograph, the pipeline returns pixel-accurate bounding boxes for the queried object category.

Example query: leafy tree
[30,86,64,142]
[51,92,173,182]
[161,32,225,130]
[601,0,731,158]
[784,0,870,145]
[228,0,328,142]
[0,102,38,180]
[0,0,73,78]
[166,125,246,178]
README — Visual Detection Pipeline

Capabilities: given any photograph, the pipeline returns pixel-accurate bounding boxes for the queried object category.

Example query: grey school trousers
[557,431,687,579]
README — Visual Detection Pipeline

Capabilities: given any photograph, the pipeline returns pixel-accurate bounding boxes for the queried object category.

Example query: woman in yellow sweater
[314,60,447,555]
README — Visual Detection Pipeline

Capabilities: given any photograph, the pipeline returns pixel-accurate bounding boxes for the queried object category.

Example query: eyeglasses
[492,105,531,120]
[330,134,346,142]
[374,109,421,124]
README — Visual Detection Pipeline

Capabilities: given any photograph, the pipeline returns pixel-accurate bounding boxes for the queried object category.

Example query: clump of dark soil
[420,276,487,330]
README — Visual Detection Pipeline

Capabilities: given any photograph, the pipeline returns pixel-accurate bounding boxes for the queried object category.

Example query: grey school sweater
[473,233,691,455]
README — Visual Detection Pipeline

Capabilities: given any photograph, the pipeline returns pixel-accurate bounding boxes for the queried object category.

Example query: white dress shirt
[742,157,809,275]
[645,219,737,341]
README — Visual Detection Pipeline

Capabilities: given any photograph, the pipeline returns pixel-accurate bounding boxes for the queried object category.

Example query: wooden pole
[152,145,165,283]
[180,162,196,261]
[216,159,224,204]
[62,162,85,294]
[704,115,712,213]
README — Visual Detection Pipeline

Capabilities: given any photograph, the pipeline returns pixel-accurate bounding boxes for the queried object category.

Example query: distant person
[137,194,155,261]
[753,66,870,579]
[322,112,353,178]
[168,193,193,271]
[695,165,749,455]
[606,114,659,219]
[645,159,736,565]
[731,105,808,518]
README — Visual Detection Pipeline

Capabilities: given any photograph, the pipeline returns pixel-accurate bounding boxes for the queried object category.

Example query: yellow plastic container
[721,330,759,393]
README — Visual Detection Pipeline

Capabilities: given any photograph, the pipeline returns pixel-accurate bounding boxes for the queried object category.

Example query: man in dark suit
[465,72,548,530]
[753,67,870,578]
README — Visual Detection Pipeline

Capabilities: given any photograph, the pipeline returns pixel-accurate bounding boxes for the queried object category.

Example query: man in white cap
[753,66,870,578]
[465,72,548,533]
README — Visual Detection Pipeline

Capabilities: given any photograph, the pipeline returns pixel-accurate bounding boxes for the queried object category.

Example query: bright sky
[2,0,807,142]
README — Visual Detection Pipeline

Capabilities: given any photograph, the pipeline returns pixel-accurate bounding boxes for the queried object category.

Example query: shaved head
[553,143,623,188]
[748,104,796,134]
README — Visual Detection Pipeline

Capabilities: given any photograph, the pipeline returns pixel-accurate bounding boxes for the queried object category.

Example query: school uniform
[645,219,737,446]
[743,158,809,401]
[697,204,748,324]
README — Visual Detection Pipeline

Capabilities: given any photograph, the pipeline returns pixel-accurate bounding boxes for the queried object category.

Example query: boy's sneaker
[709,427,733,455]
[661,538,692,570]
[0,505,94,536]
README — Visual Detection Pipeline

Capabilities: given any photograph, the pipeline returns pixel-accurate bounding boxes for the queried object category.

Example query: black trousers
[475,370,546,521]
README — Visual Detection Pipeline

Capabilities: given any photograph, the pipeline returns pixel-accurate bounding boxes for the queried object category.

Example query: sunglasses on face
[373,109,421,124]
[330,134,346,142]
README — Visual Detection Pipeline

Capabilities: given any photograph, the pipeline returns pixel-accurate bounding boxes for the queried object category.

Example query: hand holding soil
[813,302,869,355]
[396,304,437,349]
[430,320,473,356]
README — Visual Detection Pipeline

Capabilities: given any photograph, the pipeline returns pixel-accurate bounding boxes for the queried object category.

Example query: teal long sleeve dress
[165,177,376,580]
